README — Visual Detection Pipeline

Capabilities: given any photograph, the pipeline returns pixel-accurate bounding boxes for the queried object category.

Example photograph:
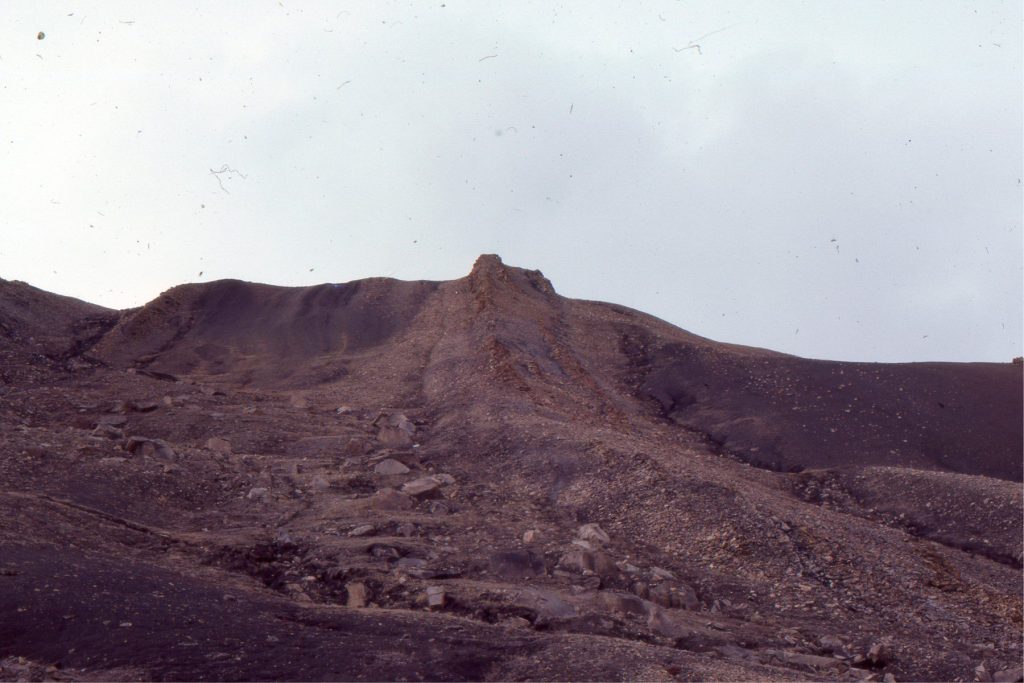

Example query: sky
[1,1,1021,363]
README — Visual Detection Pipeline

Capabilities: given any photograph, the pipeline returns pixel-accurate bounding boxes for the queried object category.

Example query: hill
[1,256,1021,682]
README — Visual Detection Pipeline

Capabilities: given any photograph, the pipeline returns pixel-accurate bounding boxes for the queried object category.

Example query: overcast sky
[1,1,1021,363]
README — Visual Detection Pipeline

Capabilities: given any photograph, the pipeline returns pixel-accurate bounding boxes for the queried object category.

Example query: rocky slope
[1,255,1021,682]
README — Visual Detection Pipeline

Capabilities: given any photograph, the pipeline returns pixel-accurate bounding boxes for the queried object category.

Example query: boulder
[522,529,541,544]
[646,604,691,639]
[349,524,375,537]
[818,635,849,657]
[616,560,641,575]
[993,666,1024,683]
[98,415,128,428]
[425,585,446,609]
[310,475,331,492]
[124,437,176,462]
[374,459,411,475]
[395,557,435,579]
[206,437,232,454]
[369,544,401,560]
[375,411,416,433]
[590,552,621,582]
[513,588,577,621]
[557,549,595,574]
[377,426,412,448]
[345,438,370,457]
[489,550,546,579]
[577,523,610,546]
[557,549,619,583]
[346,581,369,608]
[401,475,453,499]
[648,583,674,608]
[92,424,124,439]
[402,477,441,498]
[650,566,676,581]
[428,500,451,515]
[597,591,647,617]
[111,400,159,414]
[648,582,700,610]
[867,641,890,666]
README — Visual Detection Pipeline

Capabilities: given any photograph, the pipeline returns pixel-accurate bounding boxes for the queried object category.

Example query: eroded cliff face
[1,258,1021,682]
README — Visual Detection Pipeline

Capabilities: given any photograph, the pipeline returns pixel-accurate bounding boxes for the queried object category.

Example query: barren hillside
[1,255,1021,682]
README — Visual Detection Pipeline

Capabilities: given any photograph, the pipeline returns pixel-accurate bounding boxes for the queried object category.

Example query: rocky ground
[1,255,1021,682]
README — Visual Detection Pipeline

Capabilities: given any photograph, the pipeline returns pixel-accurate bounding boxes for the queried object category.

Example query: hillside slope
[1,256,1020,682]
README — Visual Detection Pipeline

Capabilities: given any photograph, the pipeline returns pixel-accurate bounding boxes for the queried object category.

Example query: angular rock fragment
[557,549,619,583]
[205,437,232,454]
[425,585,445,609]
[401,474,454,499]
[377,426,412,448]
[650,566,675,581]
[124,436,177,462]
[867,641,890,666]
[597,591,647,617]
[98,415,128,428]
[373,458,410,475]
[92,424,124,439]
[577,523,610,546]
[513,588,577,621]
[402,477,441,499]
[346,581,369,608]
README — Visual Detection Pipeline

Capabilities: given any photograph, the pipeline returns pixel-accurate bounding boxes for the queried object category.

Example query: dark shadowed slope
[633,336,1022,480]
[0,278,119,386]
[92,277,440,388]
[0,278,117,356]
